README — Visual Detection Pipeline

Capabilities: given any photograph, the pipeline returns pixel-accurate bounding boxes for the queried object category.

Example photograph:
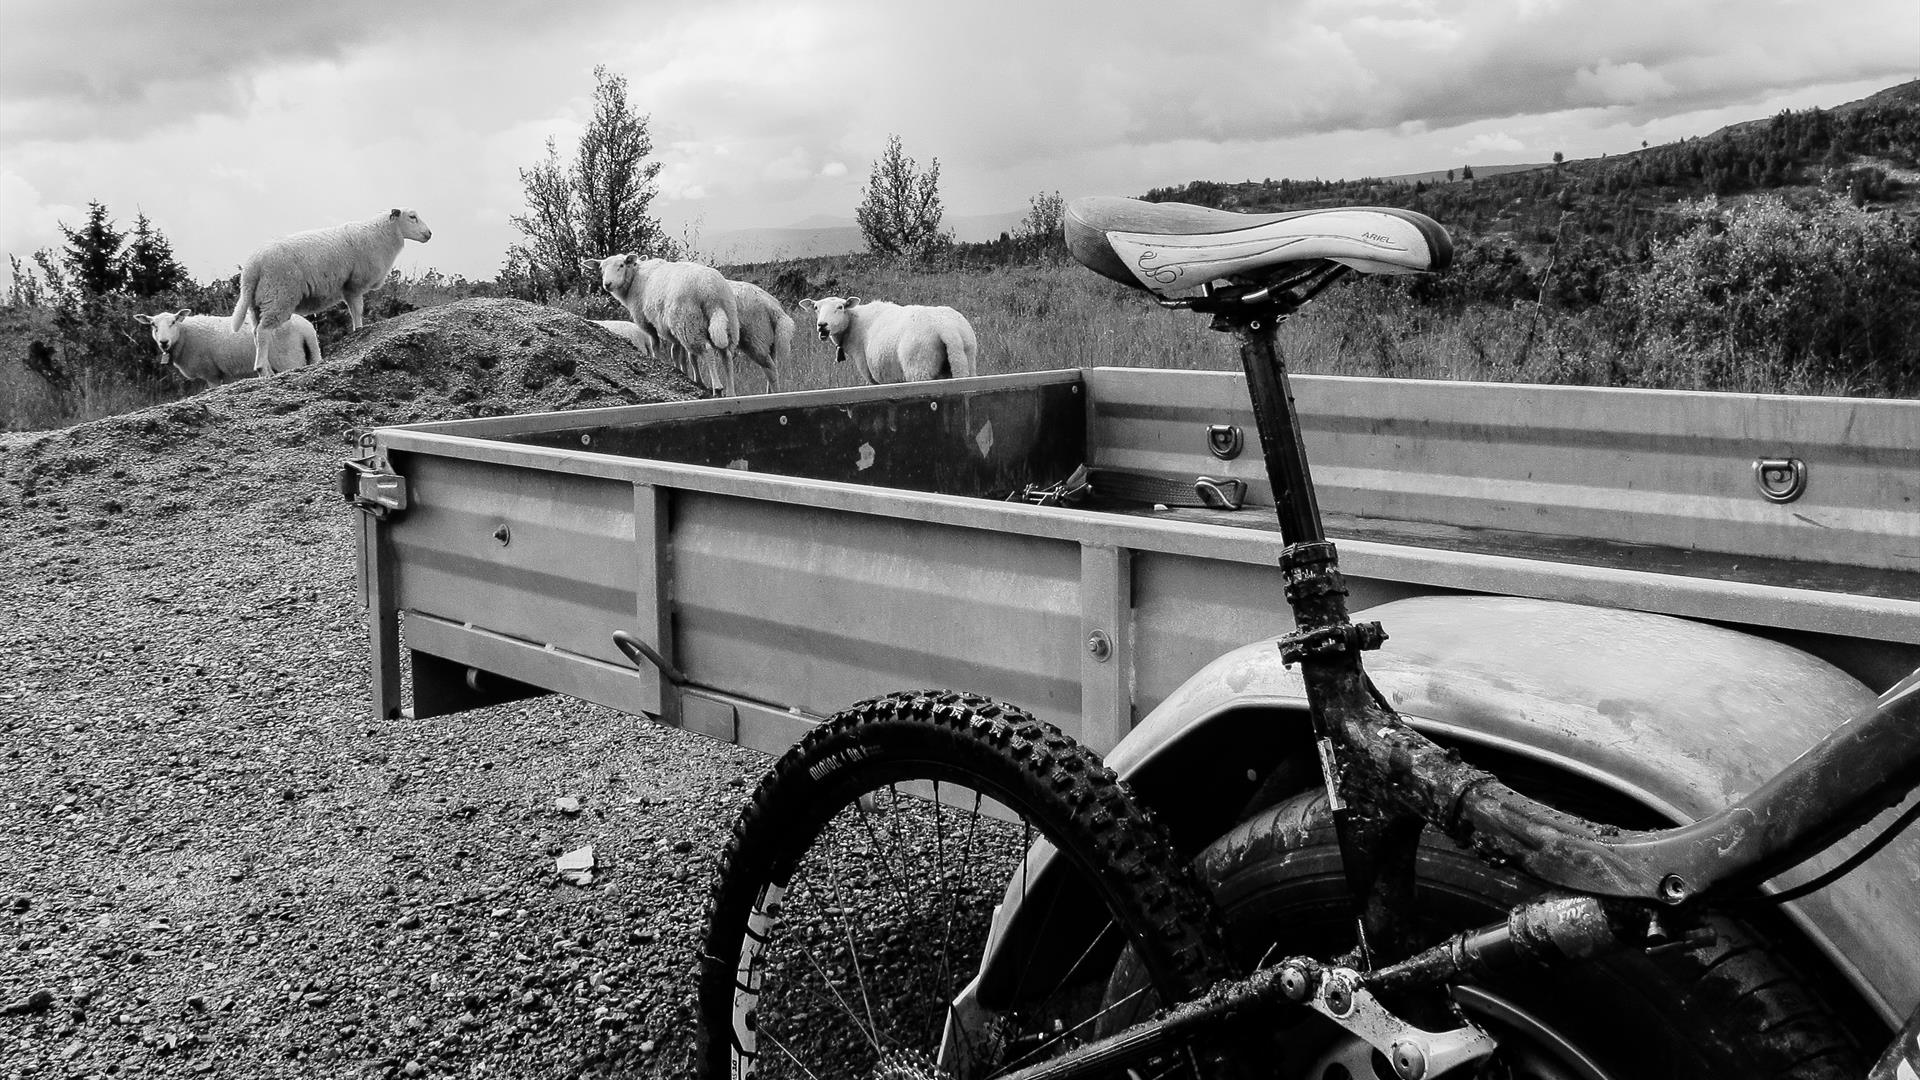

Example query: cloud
[0,0,603,142]
[1452,131,1527,157]
[0,170,78,261]
[1572,60,1677,106]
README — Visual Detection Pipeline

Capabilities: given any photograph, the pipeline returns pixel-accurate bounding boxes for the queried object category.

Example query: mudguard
[967,595,1920,1030]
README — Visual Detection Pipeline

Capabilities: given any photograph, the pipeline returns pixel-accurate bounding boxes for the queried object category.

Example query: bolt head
[1277,962,1311,1002]
[1391,1041,1427,1080]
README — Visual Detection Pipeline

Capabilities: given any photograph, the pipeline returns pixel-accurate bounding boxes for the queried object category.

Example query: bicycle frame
[1208,287,1920,915]
[1044,276,1920,1077]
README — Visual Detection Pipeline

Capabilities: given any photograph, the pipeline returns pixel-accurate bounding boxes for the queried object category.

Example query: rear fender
[972,595,1920,1028]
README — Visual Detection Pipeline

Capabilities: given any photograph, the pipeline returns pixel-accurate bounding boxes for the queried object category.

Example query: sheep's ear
[847,296,862,307]
[134,314,153,325]
[621,253,638,267]
[176,308,193,319]
[579,257,602,272]
[389,208,402,218]
[798,298,816,311]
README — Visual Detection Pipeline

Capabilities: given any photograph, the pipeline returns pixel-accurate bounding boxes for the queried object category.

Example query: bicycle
[693,196,1920,1080]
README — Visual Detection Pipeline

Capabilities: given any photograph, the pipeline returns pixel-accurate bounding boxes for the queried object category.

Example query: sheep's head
[582,254,642,300]
[133,309,194,363]
[388,208,432,243]
[799,296,861,347]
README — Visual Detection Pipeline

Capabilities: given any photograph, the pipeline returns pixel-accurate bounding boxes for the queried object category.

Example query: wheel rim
[731,781,1170,1079]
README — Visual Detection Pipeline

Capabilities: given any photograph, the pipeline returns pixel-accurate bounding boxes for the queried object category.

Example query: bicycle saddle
[1066,196,1452,297]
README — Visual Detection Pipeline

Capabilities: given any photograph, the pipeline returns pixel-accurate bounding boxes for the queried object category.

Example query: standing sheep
[135,309,321,386]
[231,208,431,378]
[799,297,977,384]
[581,254,737,396]
[726,279,793,394]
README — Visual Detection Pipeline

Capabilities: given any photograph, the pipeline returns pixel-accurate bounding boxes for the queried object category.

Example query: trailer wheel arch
[1099,594,1916,1033]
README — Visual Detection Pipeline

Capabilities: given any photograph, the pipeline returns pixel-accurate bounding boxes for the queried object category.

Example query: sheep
[726,279,793,393]
[798,297,978,384]
[590,319,655,351]
[581,254,737,395]
[134,309,320,386]
[232,208,431,378]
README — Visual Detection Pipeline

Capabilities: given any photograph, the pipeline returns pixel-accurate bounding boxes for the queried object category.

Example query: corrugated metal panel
[389,454,637,666]
[1085,369,1920,572]
[671,492,1085,731]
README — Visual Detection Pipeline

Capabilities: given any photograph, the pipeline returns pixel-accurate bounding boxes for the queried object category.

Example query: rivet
[493,524,511,546]
[1086,630,1112,662]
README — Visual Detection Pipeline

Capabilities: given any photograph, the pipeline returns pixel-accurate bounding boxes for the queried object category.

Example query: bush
[1626,194,1920,395]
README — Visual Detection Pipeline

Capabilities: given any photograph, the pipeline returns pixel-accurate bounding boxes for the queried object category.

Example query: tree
[60,201,126,296]
[574,66,668,262]
[509,66,671,296]
[1016,189,1065,250]
[1461,164,1476,180]
[856,134,950,257]
[122,211,187,297]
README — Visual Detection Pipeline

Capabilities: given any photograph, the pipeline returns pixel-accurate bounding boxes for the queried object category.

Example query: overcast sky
[2,0,1914,281]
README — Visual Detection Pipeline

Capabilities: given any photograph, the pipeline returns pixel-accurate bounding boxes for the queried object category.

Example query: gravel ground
[0,300,775,1079]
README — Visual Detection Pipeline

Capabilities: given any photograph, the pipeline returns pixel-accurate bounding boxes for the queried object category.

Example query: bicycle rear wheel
[695,690,1238,1079]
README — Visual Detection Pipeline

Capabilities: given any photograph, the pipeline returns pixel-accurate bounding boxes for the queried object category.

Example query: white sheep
[231,208,432,378]
[798,297,978,384]
[727,280,792,393]
[581,254,737,395]
[590,319,655,351]
[134,309,320,386]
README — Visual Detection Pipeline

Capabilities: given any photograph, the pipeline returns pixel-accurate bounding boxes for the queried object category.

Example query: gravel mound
[0,300,762,1078]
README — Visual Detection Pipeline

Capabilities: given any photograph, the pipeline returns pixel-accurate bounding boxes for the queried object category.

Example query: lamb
[581,254,737,395]
[726,279,793,393]
[134,309,320,386]
[798,297,978,384]
[232,208,431,378]
[590,319,655,351]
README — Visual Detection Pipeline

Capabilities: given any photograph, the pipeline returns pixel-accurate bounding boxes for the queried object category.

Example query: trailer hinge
[339,458,409,520]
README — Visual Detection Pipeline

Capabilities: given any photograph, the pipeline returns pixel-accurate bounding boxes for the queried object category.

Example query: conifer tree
[123,211,188,297]
[60,201,127,296]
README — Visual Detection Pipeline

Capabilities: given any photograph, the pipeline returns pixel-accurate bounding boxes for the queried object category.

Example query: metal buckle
[1008,464,1092,508]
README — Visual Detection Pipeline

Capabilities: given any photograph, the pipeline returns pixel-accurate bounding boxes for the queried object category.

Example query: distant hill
[1133,79,1920,287]
[705,211,1024,264]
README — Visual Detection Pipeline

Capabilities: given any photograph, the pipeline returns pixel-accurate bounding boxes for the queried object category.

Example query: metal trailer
[345,367,1919,1026]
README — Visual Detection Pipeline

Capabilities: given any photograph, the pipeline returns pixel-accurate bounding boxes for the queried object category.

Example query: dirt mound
[0,298,700,528]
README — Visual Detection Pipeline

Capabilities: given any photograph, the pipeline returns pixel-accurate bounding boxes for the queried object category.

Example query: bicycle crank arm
[991,959,1495,1080]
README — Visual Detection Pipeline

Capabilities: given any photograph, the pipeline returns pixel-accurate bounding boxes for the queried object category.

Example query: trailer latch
[339,458,408,519]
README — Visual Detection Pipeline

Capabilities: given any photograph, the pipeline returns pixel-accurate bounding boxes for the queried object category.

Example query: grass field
[0,251,1887,432]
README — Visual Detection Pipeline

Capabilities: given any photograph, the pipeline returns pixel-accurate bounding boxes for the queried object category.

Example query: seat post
[1222,306,1327,550]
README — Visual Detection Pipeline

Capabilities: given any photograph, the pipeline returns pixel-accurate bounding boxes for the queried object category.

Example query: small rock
[555,845,596,886]
[302,992,332,1008]
[553,796,582,815]
[1,988,54,1015]
[670,839,694,854]
[398,913,423,930]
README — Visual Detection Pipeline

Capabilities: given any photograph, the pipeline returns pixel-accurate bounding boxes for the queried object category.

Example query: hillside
[1138,80,1920,275]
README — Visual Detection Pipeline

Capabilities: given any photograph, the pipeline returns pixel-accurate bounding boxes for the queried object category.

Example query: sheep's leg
[253,310,291,377]
[345,293,366,331]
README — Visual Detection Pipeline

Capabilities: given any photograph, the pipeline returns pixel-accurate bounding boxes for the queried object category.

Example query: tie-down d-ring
[1753,457,1808,504]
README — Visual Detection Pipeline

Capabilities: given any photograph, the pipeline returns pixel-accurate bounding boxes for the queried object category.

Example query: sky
[2,0,1915,281]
